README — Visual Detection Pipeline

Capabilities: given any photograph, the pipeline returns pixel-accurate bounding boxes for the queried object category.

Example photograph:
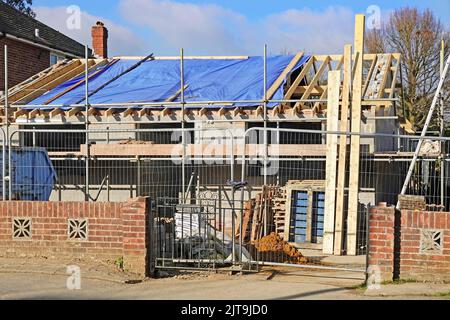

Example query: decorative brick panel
[0,198,149,276]
[368,195,450,282]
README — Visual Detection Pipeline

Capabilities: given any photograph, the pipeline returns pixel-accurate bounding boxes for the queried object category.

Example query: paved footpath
[0,258,449,300]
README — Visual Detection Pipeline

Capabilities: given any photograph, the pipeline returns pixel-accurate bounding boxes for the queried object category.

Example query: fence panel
[3,125,450,272]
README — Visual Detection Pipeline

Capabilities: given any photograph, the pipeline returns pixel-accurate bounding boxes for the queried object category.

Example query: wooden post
[305,189,314,243]
[334,44,352,255]
[322,70,340,254]
[347,14,365,256]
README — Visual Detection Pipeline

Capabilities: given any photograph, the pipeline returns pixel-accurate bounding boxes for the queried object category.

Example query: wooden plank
[87,107,100,116]
[284,57,315,100]
[294,86,325,95]
[1,60,68,102]
[294,56,331,109]
[68,107,83,116]
[123,108,136,117]
[266,51,304,100]
[138,108,149,117]
[15,60,96,104]
[271,105,281,116]
[13,108,29,119]
[43,59,112,105]
[162,108,172,116]
[250,193,262,242]
[322,70,340,254]
[218,107,227,116]
[233,107,243,117]
[362,56,378,98]
[334,44,352,255]
[166,85,189,102]
[29,109,40,118]
[106,108,121,116]
[7,60,82,103]
[388,55,401,100]
[312,56,344,112]
[50,108,65,117]
[240,200,254,242]
[256,106,264,116]
[79,143,327,157]
[312,85,328,113]
[291,104,302,115]
[377,54,393,98]
[305,190,314,243]
[347,14,365,256]
[199,108,209,116]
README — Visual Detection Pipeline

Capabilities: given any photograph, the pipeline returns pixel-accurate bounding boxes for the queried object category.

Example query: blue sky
[32,0,450,56]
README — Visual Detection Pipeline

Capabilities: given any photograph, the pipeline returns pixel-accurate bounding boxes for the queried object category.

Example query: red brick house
[0,2,96,90]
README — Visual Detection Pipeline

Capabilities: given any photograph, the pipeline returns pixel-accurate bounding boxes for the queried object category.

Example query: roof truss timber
[3,53,401,123]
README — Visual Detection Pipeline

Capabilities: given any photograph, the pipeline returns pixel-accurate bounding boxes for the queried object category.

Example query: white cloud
[34,6,146,56]
[118,0,247,54]
[119,0,356,55]
[261,7,355,54]
[34,2,360,56]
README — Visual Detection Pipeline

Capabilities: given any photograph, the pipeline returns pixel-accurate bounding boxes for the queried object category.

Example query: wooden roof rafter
[14,59,98,105]
[293,55,331,110]
[5,52,402,123]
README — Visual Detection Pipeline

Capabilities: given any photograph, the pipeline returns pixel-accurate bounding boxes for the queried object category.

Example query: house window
[50,53,65,65]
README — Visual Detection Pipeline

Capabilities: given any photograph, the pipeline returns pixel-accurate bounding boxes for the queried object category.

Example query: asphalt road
[1,269,448,300]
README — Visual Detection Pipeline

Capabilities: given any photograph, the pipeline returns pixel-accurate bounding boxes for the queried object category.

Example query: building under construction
[1,13,449,265]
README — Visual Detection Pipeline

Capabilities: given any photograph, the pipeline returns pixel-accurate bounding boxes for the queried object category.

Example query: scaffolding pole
[440,38,445,209]
[263,44,268,186]
[3,45,8,200]
[400,55,450,199]
[85,45,90,201]
[181,48,186,204]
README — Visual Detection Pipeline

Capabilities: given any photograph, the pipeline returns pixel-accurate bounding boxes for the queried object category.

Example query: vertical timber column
[322,70,340,254]
[347,14,365,256]
[334,44,352,255]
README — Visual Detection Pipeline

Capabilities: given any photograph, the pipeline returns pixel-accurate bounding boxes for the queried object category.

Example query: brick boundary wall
[0,197,149,276]
[368,196,450,282]
[368,204,396,281]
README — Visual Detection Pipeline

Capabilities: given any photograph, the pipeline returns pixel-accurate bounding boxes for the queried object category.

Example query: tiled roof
[0,2,91,57]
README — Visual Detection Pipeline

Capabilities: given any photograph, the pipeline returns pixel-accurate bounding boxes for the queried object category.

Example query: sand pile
[254,232,307,264]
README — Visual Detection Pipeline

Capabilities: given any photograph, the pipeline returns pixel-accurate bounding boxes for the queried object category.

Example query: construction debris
[254,232,307,264]
[236,185,279,243]
[273,187,287,240]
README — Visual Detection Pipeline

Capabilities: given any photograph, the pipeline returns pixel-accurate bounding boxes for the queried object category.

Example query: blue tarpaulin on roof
[27,55,310,109]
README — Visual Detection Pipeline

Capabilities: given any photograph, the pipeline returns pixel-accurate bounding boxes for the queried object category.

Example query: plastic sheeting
[27,55,310,110]
[0,147,56,201]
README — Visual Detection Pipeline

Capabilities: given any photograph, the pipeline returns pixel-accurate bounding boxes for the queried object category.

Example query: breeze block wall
[368,196,450,282]
[0,197,150,276]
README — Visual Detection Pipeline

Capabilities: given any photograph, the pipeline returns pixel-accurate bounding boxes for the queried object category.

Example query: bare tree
[2,0,35,18]
[366,7,450,131]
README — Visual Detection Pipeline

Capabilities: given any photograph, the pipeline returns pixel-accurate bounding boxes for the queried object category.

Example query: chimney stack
[91,21,108,58]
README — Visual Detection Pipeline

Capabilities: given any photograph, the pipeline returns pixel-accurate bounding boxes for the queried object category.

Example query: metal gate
[151,195,259,272]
